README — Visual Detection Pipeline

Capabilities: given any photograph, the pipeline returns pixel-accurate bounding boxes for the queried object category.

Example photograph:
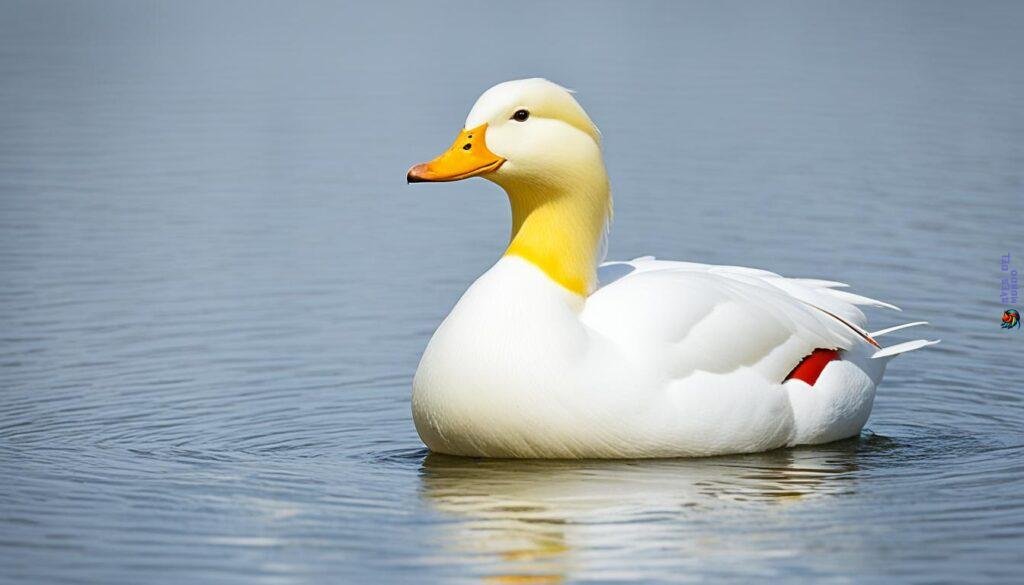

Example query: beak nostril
[462,144,472,150]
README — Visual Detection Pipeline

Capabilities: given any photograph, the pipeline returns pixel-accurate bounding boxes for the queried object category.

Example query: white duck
[407,78,936,459]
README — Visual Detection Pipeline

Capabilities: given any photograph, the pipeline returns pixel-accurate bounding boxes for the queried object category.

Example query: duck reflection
[419,433,892,583]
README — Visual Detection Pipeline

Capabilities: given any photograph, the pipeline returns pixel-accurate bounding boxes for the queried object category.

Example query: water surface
[1,1,1023,583]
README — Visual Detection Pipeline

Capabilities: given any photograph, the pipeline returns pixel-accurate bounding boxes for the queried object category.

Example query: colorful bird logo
[1003,309,1021,329]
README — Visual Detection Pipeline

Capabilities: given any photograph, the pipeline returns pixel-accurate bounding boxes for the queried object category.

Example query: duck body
[413,256,887,458]
[408,79,935,459]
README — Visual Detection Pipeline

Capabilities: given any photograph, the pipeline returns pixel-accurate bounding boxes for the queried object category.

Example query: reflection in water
[419,434,891,583]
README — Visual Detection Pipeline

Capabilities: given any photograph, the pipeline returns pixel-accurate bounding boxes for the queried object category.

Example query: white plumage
[408,79,936,458]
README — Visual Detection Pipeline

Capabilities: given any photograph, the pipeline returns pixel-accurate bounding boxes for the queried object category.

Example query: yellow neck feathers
[502,175,612,296]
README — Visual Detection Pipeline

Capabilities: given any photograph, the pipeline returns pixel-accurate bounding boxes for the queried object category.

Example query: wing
[582,257,911,385]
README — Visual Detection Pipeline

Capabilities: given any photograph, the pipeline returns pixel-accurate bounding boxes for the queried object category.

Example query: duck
[406,78,937,459]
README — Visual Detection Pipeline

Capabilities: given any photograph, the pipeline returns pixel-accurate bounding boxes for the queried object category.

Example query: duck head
[407,78,603,188]
[408,79,612,296]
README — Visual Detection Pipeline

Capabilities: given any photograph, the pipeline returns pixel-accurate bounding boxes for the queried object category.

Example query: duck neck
[498,168,611,297]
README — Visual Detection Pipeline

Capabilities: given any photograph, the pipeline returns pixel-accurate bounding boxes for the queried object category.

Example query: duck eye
[512,109,530,122]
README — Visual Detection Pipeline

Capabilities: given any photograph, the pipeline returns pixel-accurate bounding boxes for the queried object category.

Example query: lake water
[1,1,1022,583]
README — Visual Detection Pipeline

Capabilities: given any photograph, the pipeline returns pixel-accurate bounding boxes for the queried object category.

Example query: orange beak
[407,123,505,183]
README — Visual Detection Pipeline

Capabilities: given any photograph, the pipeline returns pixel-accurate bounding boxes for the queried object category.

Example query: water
[1,1,1022,583]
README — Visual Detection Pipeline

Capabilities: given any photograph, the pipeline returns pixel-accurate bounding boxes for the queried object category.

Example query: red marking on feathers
[785,349,840,386]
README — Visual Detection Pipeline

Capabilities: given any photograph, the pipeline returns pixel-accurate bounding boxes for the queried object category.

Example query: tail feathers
[791,278,850,289]
[824,289,902,311]
[872,338,940,359]
[870,321,929,338]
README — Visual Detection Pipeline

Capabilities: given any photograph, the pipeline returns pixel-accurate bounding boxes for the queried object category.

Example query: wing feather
[585,258,872,385]
[587,257,935,394]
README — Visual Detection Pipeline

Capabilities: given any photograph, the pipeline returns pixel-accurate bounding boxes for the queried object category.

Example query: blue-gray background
[1,1,1022,583]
